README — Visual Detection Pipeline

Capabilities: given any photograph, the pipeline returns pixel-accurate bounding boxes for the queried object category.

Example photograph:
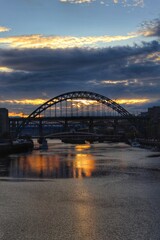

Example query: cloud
[0,40,159,71]
[0,34,137,49]
[0,66,15,72]
[0,26,11,33]
[0,40,159,113]
[116,98,149,105]
[0,99,46,105]
[0,98,149,106]
[0,97,150,118]
[59,0,144,7]
[138,18,160,37]
[9,112,29,117]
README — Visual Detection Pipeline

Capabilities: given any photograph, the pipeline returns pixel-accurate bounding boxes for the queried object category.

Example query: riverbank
[0,139,33,155]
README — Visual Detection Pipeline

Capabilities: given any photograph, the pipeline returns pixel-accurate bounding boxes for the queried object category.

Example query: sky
[0,0,160,116]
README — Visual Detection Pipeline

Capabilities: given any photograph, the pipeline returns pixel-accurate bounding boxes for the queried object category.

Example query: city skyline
[0,0,159,116]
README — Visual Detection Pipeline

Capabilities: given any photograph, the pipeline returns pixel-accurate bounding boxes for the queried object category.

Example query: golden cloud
[0,26,11,33]
[9,112,28,117]
[0,99,47,105]
[70,98,150,106]
[116,99,149,105]
[0,34,137,49]
[68,99,98,106]
[137,18,160,38]
[2,98,150,109]
[0,66,15,72]
[146,52,160,62]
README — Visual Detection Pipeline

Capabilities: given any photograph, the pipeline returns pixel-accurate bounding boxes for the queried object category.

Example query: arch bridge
[10,91,147,138]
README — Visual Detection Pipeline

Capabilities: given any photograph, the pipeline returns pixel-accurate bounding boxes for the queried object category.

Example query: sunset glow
[116,99,150,105]
[5,97,151,117]
[0,66,14,72]
[9,112,28,117]
[0,99,46,105]
[2,97,151,110]
[0,34,137,49]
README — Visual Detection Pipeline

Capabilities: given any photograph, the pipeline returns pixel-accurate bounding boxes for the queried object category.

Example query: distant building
[0,108,9,138]
[148,106,160,120]
[146,106,160,139]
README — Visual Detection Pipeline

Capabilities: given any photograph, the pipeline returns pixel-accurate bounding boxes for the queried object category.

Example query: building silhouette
[0,108,9,138]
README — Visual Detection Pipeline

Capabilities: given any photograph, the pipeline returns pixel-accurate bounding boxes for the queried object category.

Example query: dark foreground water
[0,141,160,240]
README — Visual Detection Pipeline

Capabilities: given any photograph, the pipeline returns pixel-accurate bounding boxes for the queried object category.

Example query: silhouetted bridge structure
[9,91,149,139]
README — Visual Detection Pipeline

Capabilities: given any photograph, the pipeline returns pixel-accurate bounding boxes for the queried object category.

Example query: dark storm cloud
[140,18,160,37]
[0,40,160,101]
[0,40,159,72]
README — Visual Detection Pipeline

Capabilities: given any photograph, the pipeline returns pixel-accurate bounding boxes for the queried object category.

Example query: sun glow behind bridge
[6,97,150,117]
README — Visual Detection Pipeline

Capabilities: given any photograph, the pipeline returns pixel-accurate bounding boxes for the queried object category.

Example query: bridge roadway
[9,115,148,138]
[9,115,148,123]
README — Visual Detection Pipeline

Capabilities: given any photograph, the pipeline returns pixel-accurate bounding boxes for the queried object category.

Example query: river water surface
[0,141,160,240]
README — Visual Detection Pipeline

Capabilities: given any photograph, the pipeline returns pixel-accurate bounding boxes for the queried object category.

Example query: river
[0,141,160,239]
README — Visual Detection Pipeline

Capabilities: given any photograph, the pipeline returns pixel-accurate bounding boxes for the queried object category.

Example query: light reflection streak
[73,144,95,177]
[73,153,95,177]
[75,144,91,151]
[72,178,96,238]
[10,154,60,178]
[10,145,95,179]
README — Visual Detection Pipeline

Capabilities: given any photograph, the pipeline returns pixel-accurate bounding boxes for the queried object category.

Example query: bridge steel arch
[17,91,134,135]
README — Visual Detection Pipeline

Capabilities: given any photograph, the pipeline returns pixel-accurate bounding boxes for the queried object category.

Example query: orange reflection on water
[73,153,95,178]
[18,154,60,177]
[12,144,96,178]
[75,144,91,151]
[74,144,95,178]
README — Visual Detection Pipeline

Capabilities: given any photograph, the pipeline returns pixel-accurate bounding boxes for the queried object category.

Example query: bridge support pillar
[39,119,43,137]
[64,119,69,132]
[89,119,94,133]
[113,119,118,134]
